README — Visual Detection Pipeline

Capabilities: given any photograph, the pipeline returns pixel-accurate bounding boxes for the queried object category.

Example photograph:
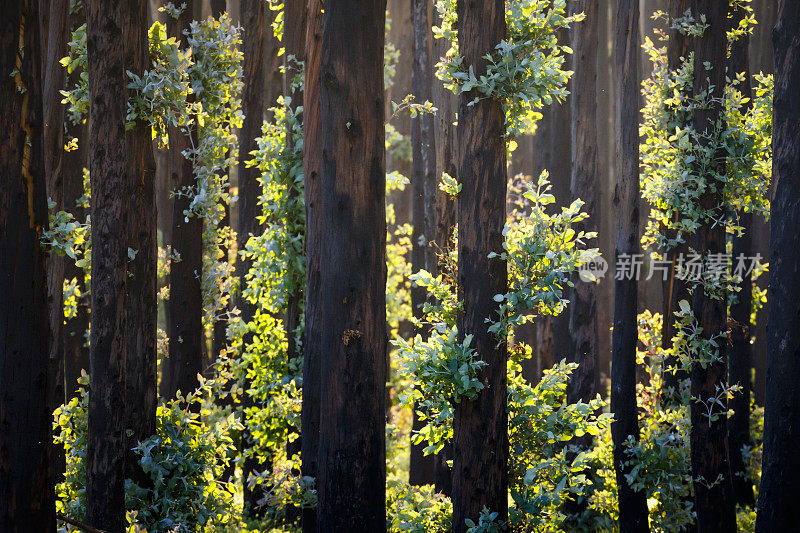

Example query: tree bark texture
[430,2,457,496]
[451,0,508,530]
[688,1,736,531]
[611,1,651,531]
[301,0,324,529]
[85,0,156,529]
[0,0,55,529]
[726,0,755,508]
[755,0,800,530]
[162,6,204,401]
[313,1,388,530]
[566,0,599,407]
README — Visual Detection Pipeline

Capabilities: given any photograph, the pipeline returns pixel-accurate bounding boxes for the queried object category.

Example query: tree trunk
[0,0,55,529]
[408,0,437,487]
[548,26,572,365]
[451,1,508,530]
[726,1,755,508]
[85,0,154,530]
[430,3,457,497]
[301,1,324,530]
[313,1,388,529]
[123,0,158,484]
[162,6,204,401]
[611,1,651,531]
[41,0,71,493]
[283,2,306,524]
[567,0,599,408]
[755,0,800,529]
[688,1,736,531]
[386,0,414,233]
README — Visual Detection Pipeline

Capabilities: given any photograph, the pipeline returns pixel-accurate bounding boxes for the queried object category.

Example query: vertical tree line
[451,0,508,529]
[611,0,650,530]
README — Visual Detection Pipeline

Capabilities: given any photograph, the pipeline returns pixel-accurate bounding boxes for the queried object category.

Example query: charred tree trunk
[430,3,457,497]
[85,0,154,530]
[123,0,158,484]
[283,3,306,525]
[611,1,650,531]
[0,0,55,529]
[451,1,508,530]
[408,0,437,487]
[301,1,324,530]
[162,6,204,401]
[755,0,800,529]
[688,1,736,531]
[726,1,755,508]
[313,0,388,528]
[566,0,599,409]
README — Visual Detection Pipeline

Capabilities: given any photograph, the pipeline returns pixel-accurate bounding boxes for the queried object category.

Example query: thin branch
[56,513,107,533]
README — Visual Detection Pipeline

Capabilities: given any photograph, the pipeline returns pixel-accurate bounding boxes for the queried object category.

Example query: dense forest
[2,0,800,531]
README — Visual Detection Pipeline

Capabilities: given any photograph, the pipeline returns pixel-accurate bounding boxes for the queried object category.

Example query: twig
[56,513,107,533]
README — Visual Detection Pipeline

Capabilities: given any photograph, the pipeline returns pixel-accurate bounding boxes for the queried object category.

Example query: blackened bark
[726,1,755,508]
[162,7,204,401]
[689,2,736,531]
[548,27,572,365]
[85,0,153,529]
[123,0,158,481]
[314,0,388,529]
[755,0,800,530]
[301,1,324,530]
[211,0,226,17]
[611,1,651,531]
[408,0,436,486]
[0,0,55,529]
[566,0,599,407]
[451,1,508,530]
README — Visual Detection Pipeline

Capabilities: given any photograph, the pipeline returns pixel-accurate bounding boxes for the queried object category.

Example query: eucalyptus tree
[162,0,203,401]
[611,0,650,530]
[0,0,54,528]
[727,0,755,508]
[756,0,800,529]
[688,1,735,529]
[566,0,599,409]
[311,0,388,529]
[301,1,323,530]
[409,0,437,486]
[84,0,156,530]
[451,0,508,529]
